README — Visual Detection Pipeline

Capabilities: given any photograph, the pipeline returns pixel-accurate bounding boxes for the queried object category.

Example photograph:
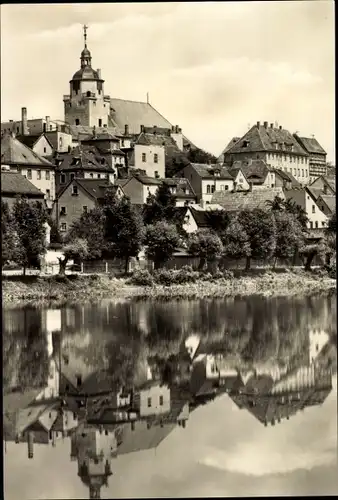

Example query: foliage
[187,147,217,165]
[238,208,277,269]
[221,217,250,260]
[205,209,231,233]
[48,218,63,245]
[299,241,327,271]
[143,182,178,226]
[12,198,47,273]
[1,201,23,266]
[267,196,308,229]
[145,221,180,268]
[327,212,336,234]
[188,229,223,270]
[273,211,305,264]
[68,207,106,259]
[58,238,89,275]
[128,269,154,287]
[103,190,145,272]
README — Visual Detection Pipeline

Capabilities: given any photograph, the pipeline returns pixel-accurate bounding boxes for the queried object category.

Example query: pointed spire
[83,25,88,48]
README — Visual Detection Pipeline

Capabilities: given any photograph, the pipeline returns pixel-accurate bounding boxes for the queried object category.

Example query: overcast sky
[4,375,337,499]
[1,2,335,160]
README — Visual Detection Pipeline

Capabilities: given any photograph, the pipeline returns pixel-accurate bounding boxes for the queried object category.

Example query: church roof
[1,133,53,167]
[110,98,172,135]
[1,171,45,197]
[71,66,101,81]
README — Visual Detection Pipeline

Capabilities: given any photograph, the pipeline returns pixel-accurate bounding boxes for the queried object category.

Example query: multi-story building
[284,188,329,230]
[178,163,235,203]
[222,121,310,186]
[1,132,56,202]
[293,135,327,183]
[1,107,62,136]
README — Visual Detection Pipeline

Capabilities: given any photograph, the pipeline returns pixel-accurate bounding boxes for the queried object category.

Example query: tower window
[75,119,80,126]
[142,153,146,162]
[154,153,158,163]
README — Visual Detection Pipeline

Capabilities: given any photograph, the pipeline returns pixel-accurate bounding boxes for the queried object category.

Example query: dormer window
[242,140,250,148]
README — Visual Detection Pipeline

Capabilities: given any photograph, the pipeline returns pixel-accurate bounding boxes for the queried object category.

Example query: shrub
[325,261,336,279]
[222,269,234,280]
[175,266,200,284]
[129,269,154,287]
[154,268,176,286]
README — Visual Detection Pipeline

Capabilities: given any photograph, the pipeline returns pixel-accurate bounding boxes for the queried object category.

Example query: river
[3,292,337,499]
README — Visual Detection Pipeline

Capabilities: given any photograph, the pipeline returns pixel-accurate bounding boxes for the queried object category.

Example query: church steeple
[81,24,92,68]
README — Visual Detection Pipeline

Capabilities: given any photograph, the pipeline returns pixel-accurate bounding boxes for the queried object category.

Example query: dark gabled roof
[1,171,45,197]
[189,207,211,228]
[226,123,308,156]
[317,195,336,214]
[218,137,241,161]
[57,178,114,201]
[163,177,196,199]
[272,168,301,188]
[229,159,269,184]
[130,175,162,186]
[16,133,55,151]
[1,133,53,167]
[211,187,285,211]
[189,163,233,180]
[293,135,327,155]
[56,145,113,172]
[307,186,323,201]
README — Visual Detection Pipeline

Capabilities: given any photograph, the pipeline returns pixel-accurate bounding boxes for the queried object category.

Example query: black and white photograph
[1,2,336,499]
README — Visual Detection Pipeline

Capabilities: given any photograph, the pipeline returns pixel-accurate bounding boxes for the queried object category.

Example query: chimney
[171,125,175,132]
[178,127,182,133]
[46,116,50,131]
[233,181,237,192]
[27,432,34,459]
[279,125,282,130]
[256,121,260,127]
[263,121,268,129]
[140,124,144,133]
[270,123,274,128]
[175,125,179,133]
[124,124,129,136]
[97,68,101,78]
[21,107,28,135]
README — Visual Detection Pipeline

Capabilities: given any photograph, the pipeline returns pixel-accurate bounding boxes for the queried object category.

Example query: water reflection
[3,292,337,499]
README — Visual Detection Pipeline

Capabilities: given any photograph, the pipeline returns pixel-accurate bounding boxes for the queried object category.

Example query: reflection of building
[71,423,117,499]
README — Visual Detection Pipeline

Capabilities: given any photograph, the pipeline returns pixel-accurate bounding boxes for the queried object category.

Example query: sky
[0,2,335,160]
[4,375,338,499]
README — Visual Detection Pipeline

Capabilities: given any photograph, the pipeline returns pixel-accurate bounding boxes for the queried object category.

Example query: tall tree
[273,211,305,268]
[238,208,277,270]
[221,217,251,263]
[145,221,180,269]
[12,198,47,275]
[143,183,178,226]
[188,229,223,271]
[206,209,231,234]
[57,238,89,275]
[103,190,145,273]
[1,200,23,266]
[68,207,106,259]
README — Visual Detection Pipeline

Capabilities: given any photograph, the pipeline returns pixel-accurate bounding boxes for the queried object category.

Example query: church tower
[64,25,110,128]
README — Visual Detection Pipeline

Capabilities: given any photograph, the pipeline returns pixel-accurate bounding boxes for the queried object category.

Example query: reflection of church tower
[71,424,117,499]
[63,25,110,128]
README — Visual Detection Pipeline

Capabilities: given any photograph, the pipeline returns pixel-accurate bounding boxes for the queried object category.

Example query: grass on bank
[2,265,336,306]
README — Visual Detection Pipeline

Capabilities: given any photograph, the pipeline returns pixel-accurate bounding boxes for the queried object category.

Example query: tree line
[2,187,336,275]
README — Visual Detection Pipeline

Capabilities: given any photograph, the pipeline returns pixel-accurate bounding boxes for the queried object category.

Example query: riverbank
[2,268,336,307]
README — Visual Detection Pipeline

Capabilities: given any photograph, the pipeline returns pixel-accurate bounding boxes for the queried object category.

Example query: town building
[308,175,336,199]
[180,203,225,234]
[177,163,235,203]
[1,107,62,136]
[217,137,240,164]
[70,422,117,499]
[283,188,329,230]
[1,132,56,202]
[316,194,335,217]
[52,178,123,234]
[293,134,327,183]
[16,132,55,158]
[1,171,46,208]
[222,121,310,186]
[79,130,127,171]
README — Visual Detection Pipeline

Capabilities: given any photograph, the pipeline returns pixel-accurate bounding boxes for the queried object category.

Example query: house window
[76,375,82,387]
[310,221,313,229]
[315,221,318,228]
[60,174,66,184]
[72,185,78,195]
[59,137,63,149]
[155,171,160,178]
[302,169,304,177]
[60,206,67,215]
[60,223,67,232]
[298,169,300,176]
[46,189,50,200]
[312,205,315,213]
[75,119,80,125]
[211,185,215,193]
[70,173,75,181]
[154,153,158,163]
[105,430,108,436]
[46,170,50,180]
[37,170,41,180]
[83,206,88,214]
[142,153,146,162]
[90,173,94,178]
[98,119,102,127]
[206,185,211,194]
[159,395,164,406]
[147,397,152,408]
[44,147,47,153]
[97,173,101,179]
